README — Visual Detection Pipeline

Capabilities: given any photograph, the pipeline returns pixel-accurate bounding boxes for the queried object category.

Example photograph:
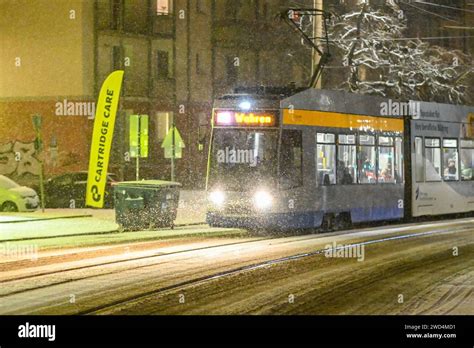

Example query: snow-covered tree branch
[324,1,473,104]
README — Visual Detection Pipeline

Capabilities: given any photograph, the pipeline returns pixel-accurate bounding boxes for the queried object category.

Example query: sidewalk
[0,190,207,225]
[0,190,249,250]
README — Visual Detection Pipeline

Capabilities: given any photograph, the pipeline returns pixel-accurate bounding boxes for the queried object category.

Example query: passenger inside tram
[380,163,393,183]
[444,158,458,180]
[361,157,375,183]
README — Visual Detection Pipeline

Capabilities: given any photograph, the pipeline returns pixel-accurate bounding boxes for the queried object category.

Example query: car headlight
[253,190,272,210]
[209,191,225,206]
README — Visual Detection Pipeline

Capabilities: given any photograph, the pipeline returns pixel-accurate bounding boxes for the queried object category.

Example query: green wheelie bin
[113,180,181,231]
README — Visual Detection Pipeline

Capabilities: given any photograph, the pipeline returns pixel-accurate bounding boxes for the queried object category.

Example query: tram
[205,87,474,230]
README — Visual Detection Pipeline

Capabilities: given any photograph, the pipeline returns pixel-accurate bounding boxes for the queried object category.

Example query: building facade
[0,0,312,188]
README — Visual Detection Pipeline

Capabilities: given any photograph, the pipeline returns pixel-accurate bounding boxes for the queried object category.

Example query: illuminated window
[155,112,173,141]
[442,139,459,181]
[425,138,441,182]
[316,133,336,185]
[415,137,424,182]
[156,0,172,15]
[337,134,357,184]
[378,136,395,184]
[317,133,335,144]
[359,135,376,184]
[394,137,404,183]
[460,140,474,181]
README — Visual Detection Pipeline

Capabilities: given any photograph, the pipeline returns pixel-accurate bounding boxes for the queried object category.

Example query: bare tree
[285,2,473,104]
[325,1,473,104]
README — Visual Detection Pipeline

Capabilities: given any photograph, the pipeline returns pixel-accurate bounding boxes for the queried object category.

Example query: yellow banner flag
[86,70,124,208]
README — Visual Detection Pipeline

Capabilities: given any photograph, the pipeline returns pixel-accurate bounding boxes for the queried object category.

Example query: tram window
[460,140,474,181]
[317,133,335,144]
[378,136,394,146]
[461,140,474,147]
[425,137,442,182]
[359,135,375,145]
[415,137,424,182]
[337,134,356,184]
[280,130,303,189]
[316,133,336,185]
[394,137,404,183]
[338,134,356,144]
[359,147,376,184]
[378,146,395,183]
[425,138,440,147]
[443,139,459,181]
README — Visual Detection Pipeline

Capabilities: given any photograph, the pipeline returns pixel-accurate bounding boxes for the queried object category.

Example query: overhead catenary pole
[280,6,330,88]
[313,0,324,89]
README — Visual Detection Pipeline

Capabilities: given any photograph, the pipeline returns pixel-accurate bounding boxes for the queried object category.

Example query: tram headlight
[253,190,273,210]
[209,191,225,206]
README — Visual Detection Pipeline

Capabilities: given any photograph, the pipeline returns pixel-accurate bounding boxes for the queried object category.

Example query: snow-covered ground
[0,190,208,241]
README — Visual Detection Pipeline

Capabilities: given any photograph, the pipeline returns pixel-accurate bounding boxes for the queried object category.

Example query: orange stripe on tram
[283,109,404,133]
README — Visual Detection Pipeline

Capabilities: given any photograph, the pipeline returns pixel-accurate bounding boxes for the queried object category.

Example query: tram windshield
[208,129,278,191]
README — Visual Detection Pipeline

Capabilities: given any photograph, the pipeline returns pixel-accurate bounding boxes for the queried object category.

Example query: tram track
[2,217,472,289]
[1,218,472,315]
[79,222,474,315]
[0,236,277,296]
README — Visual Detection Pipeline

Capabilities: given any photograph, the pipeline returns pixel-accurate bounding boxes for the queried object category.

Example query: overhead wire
[408,1,474,15]
[398,2,461,23]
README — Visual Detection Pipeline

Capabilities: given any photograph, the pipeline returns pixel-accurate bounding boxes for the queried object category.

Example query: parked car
[44,171,118,208]
[0,175,39,212]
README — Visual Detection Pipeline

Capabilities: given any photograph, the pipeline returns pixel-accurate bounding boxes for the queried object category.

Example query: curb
[0,224,240,243]
[0,214,93,224]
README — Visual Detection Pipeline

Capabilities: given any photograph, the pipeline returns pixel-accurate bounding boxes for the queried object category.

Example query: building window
[156,0,172,15]
[262,2,269,19]
[111,0,121,30]
[461,139,474,181]
[225,0,241,19]
[196,0,205,14]
[156,50,170,79]
[316,133,336,185]
[112,46,122,70]
[226,56,238,87]
[280,130,303,189]
[425,138,442,182]
[155,112,173,141]
[196,53,203,75]
[442,139,459,181]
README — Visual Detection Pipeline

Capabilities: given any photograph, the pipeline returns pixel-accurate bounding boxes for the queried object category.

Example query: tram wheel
[335,212,352,230]
[321,213,335,232]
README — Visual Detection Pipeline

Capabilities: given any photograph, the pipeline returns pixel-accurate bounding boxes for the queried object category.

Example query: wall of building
[0,0,95,185]
[0,0,313,188]
[0,0,95,98]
